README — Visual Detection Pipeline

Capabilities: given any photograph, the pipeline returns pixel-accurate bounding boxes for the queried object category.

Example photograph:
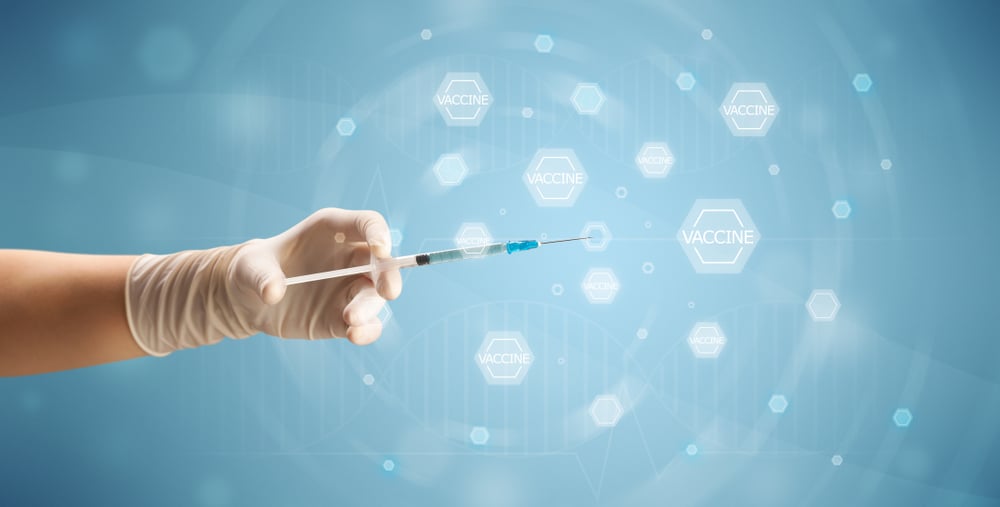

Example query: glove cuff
[125,245,255,356]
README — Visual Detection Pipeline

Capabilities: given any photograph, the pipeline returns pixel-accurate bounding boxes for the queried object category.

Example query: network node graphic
[432,153,469,186]
[806,289,841,322]
[893,408,913,427]
[589,394,624,427]
[676,72,696,91]
[769,394,789,413]
[580,222,612,251]
[687,321,727,358]
[853,73,873,92]
[522,148,588,207]
[719,82,779,136]
[433,72,493,126]
[534,34,554,53]
[635,142,675,178]
[454,222,493,257]
[832,200,852,219]
[581,268,620,304]
[474,331,534,385]
[469,426,490,445]
[677,199,760,274]
[571,83,606,115]
[336,117,356,136]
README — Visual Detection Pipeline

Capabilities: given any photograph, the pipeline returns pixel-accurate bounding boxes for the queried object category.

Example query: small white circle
[636,328,648,340]
[701,29,713,40]
[551,283,564,296]
[334,232,346,243]
[383,459,395,471]
[615,186,628,199]
[686,444,698,455]
[831,454,843,466]
[499,208,506,216]
[880,158,893,171]
[362,374,375,386]
[521,107,534,119]
[420,29,432,40]
[642,262,655,274]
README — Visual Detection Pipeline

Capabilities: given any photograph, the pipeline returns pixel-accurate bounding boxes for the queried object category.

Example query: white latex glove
[125,208,402,356]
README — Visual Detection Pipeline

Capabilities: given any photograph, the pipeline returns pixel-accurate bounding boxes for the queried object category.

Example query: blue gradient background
[2,1,998,505]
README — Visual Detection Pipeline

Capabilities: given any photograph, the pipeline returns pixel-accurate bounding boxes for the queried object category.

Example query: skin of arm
[0,250,145,376]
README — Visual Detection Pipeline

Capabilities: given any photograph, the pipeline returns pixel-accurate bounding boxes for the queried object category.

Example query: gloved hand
[125,208,402,356]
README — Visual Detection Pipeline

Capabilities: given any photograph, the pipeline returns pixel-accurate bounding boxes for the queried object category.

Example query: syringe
[285,236,589,286]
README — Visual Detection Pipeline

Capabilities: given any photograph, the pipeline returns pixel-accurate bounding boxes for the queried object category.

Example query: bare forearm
[0,250,144,376]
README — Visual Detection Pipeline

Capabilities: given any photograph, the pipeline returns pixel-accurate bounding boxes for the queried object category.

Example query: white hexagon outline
[831,200,852,219]
[580,221,612,251]
[474,331,534,385]
[433,153,469,186]
[769,394,789,413]
[522,148,588,207]
[635,142,675,178]
[534,34,554,53]
[677,199,760,274]
[469,426,490,445]
[718,83,779,136]
[806,289,841,322]
[853,73,873,92]
[893,408,913,427]
[589,394,624,427]
[581,268,620,304]
[676,72,696,91]
[687,321,727,358]
[433,72,493,126]
[571,83,606,115]
[336,118,356,136]
[455,222,493,257]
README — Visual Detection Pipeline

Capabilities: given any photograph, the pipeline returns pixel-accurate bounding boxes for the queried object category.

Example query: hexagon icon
[581,268,620,304]
[454,222,493,257]
[433,153,469,186]
[832,200,852,219]
[336,117,356,136]
[571,83,606,115]
[769,394,789,413]
[635,142,675,178]
[806,289,841,322]
[469,426,490,445]
[522,148,588,207]
[474,331,534,385]
[853,73,873,92]
[677,199,760,274]
[589,394,624,427]
[718,82,779,136]
[534,34,554,53]
[768,164,781,176]
[676,72,696,91]
[893,408,913,428]
[580,222,611,251]
[687,322,727,358]
[433,72,493,127]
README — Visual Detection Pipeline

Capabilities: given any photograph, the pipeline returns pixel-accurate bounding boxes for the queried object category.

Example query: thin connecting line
[540,236,591,245]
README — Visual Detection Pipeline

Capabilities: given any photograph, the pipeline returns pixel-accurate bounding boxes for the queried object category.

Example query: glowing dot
[362,374,375,386]
[832,454,843,466]
[334,232,346,243]
[551,283,564,296]
[521,107,534,118]
[636,328,648,340]
[499,208,507,215]
[768,164,780,176]
[420,29,432,40]
[382,459,395,472]
[686,444,699,455]
[701,29,713,40]
[881,158,893,171]
[642,262,655,274]
[615,186,628,199]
